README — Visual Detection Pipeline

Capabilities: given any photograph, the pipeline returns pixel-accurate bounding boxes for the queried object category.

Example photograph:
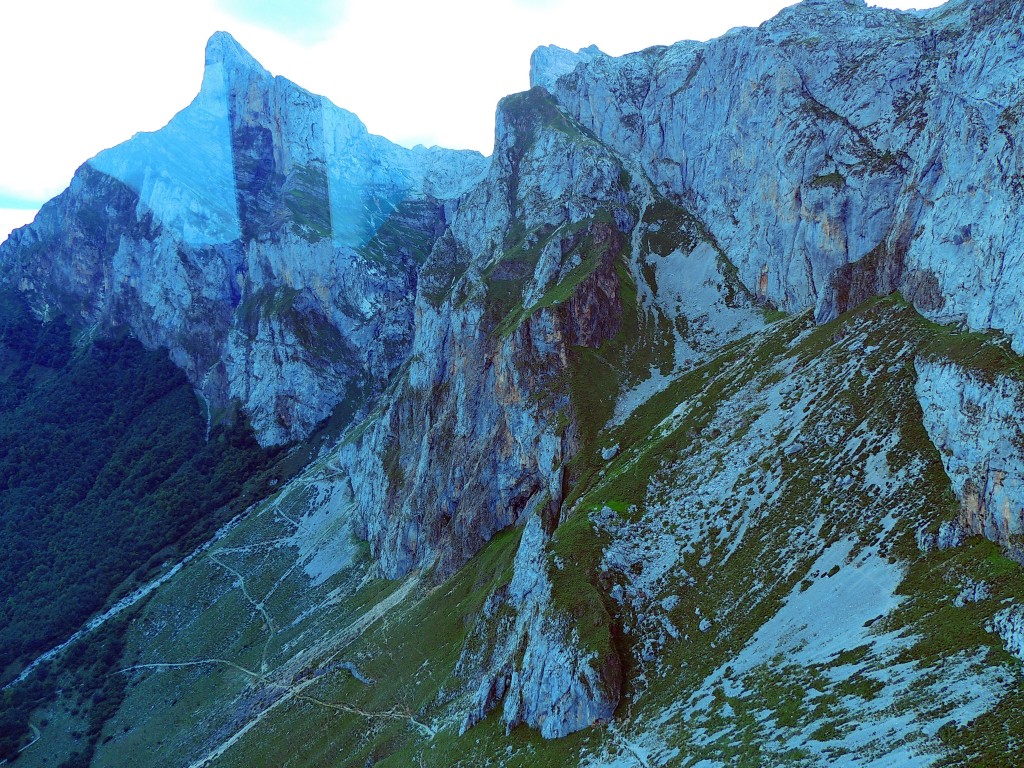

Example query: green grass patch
[809,171,846,189]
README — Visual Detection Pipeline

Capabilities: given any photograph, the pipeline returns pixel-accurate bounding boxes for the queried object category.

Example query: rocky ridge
[538,0,1024,347]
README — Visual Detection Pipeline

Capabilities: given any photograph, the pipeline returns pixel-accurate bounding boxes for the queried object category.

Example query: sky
[0,0,947,243]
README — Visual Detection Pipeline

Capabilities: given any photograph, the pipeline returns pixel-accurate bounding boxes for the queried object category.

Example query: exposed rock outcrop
[989,604,1024,661]
[915,358,1024,558]
[915,519,967,553]
[457,514,621,738]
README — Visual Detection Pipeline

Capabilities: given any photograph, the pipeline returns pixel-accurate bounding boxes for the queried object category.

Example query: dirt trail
[207,552,277,672]
[120,656,433,738]
[3,511,250,691]
[168,576,426,767]
[18,723,41,754]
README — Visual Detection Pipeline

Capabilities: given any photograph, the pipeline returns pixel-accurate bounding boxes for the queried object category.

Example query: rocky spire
[529,44,604,92]
[204,31,268,78]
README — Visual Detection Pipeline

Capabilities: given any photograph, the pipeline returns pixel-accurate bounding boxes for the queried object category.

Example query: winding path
[3,511,250,691]
[145,576,429,768]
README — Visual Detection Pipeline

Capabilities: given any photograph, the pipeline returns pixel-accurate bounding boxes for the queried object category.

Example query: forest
[0,291,282,760]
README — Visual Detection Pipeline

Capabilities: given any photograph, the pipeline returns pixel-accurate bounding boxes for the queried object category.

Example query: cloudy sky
[0,0,946,242]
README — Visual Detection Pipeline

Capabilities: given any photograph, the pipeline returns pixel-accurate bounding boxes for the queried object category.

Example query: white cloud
[215,0,348,43]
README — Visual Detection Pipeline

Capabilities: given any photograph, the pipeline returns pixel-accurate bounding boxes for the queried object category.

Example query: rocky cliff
[336,87,631,579]
[336,84,757,581]
[916,357,1024,558]
[538,0,1024,347]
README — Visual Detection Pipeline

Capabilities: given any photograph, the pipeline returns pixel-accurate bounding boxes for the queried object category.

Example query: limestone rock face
[334,80,758,579]
[0,32,487,445]
[990,604,1024,661]
[336,88,634,578]
[915,358,1024,558]
[326,83,757,739]
[457,514,621,739]
[539,0,1024,349]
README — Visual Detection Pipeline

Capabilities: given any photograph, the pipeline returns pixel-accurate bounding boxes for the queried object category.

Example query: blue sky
[0,0,947,241]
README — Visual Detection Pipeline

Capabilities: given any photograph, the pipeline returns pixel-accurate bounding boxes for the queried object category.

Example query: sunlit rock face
[537,0,1024,349]
[0,32,487,445]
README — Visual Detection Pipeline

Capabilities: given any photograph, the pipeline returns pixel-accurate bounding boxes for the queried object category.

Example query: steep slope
[4,1,1024,766]
[0,32,487,445]
[555,297,1024,766]
[11,298,1022,768]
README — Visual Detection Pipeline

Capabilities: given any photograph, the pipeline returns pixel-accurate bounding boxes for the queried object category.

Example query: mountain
[0,31,487,446]
[3,1,1024,765]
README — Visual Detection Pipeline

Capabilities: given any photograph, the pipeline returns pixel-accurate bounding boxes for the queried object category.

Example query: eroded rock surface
[538,0,1024,348]
[916,358,1024,558]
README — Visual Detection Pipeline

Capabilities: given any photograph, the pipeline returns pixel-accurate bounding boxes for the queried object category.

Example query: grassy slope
[553,295,1024,766]
[16,295,1005,767]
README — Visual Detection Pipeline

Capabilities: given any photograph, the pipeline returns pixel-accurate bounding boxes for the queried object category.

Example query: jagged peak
[204,31,269,78]
[529,44,605,91]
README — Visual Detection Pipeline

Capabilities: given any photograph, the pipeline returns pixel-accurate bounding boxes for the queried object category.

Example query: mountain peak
[529,44,604,91]
[204,31,267,76]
